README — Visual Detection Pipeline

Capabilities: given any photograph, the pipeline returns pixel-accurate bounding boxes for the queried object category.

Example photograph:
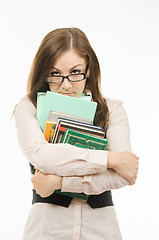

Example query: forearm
[32,143,108,176]
[31,167,128,197]
[36,149,139,196]
[60,151,139,194]
[15,97,107,176]
[61,169,128,195]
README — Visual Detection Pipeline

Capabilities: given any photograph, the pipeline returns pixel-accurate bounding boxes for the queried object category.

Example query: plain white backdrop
[0,0,159,239]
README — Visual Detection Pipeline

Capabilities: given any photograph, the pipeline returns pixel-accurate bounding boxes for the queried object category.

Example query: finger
[31,175,35,183]
[129,179,136,186]
[131,153,140,160]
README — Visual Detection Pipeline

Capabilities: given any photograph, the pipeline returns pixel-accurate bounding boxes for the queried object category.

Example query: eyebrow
[51,64,84,72]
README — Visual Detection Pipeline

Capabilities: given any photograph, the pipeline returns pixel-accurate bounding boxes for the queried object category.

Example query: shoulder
[105,97,123,114]
[105,97,129,127]
[15,96,36,116]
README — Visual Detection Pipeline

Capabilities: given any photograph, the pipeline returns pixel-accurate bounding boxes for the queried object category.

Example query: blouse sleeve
[61,99,131,194]
[14,96,108,176]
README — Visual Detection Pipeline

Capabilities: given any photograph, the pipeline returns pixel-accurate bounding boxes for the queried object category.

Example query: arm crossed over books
[15,96,138,198]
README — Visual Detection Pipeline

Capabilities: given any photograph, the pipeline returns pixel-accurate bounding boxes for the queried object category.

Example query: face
[48,50,89,98]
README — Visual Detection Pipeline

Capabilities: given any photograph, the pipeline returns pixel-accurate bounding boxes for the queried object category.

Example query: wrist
[107,151,117,170]
[54,175,63,190]
[57,176,62,189]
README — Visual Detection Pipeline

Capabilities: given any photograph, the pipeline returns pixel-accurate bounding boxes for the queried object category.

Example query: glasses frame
[46,65,89,84]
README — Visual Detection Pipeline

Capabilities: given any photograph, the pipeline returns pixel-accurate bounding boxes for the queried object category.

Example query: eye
[71,69,81,74]
[50,71,60,76]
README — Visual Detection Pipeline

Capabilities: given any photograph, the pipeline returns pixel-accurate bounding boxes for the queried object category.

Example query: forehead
[53,50,86,70]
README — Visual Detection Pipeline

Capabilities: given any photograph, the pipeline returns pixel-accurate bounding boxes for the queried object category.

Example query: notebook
[37,91,97,132]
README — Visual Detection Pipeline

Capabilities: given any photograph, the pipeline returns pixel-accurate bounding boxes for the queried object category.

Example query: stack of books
[44,114,107,148]
[36,91,108,200]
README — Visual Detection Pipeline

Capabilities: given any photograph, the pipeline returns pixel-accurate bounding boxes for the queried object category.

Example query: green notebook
[62,129,108,150]
[37,91,97,132]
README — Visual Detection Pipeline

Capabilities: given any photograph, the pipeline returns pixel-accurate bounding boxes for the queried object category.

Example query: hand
[107,151,139,185]
[31,171,62,198]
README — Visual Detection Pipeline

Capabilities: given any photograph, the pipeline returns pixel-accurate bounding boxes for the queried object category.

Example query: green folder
[37,91,97,132]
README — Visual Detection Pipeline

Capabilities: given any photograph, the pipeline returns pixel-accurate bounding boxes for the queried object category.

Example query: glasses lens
[69,74,85,82]
[48,76,63,83]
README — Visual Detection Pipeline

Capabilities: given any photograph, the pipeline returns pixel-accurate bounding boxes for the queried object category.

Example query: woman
[15,27,139,240]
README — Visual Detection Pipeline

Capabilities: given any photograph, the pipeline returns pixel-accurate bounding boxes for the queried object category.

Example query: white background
[0,0,159,239]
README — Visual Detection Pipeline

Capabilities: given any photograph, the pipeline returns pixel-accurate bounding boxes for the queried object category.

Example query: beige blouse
[14,96,131,195]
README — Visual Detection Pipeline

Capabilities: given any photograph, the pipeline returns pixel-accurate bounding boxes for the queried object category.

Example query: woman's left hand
[31,171,62,198]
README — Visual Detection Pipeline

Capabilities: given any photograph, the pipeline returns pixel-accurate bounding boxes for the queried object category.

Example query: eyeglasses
[46,73,87,84]
[46,66,88,84]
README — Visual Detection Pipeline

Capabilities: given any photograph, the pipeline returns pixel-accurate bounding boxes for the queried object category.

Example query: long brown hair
[27,27,109,131]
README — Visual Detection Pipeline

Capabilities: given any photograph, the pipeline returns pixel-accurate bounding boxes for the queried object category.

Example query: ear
[84,83,90,92]
[86,68,90,78]
[84,85,92,97]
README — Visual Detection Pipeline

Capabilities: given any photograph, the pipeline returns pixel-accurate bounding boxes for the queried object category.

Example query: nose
[61,78,72,89]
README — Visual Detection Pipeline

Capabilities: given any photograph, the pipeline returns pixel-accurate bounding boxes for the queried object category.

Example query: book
[37,92,92,123]
[62,129,108,150]
[44,111,93,142]
[37,91,97,132]
[53,117,104,133]
[54,189,89,200]
[37,92,47,123]
[44,121,56,142]
[49,110,92,124]
[52,118,105,144]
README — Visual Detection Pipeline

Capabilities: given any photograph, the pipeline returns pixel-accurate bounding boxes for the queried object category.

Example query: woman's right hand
[31,171,62,198]
[107,151,139,185]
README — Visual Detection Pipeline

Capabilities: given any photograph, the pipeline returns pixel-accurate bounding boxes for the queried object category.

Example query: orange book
[44,121,56,142]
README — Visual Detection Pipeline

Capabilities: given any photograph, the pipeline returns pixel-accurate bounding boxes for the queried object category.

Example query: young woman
[15,27,139,240]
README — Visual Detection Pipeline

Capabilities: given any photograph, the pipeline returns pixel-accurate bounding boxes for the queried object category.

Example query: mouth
[60,93,73,96]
